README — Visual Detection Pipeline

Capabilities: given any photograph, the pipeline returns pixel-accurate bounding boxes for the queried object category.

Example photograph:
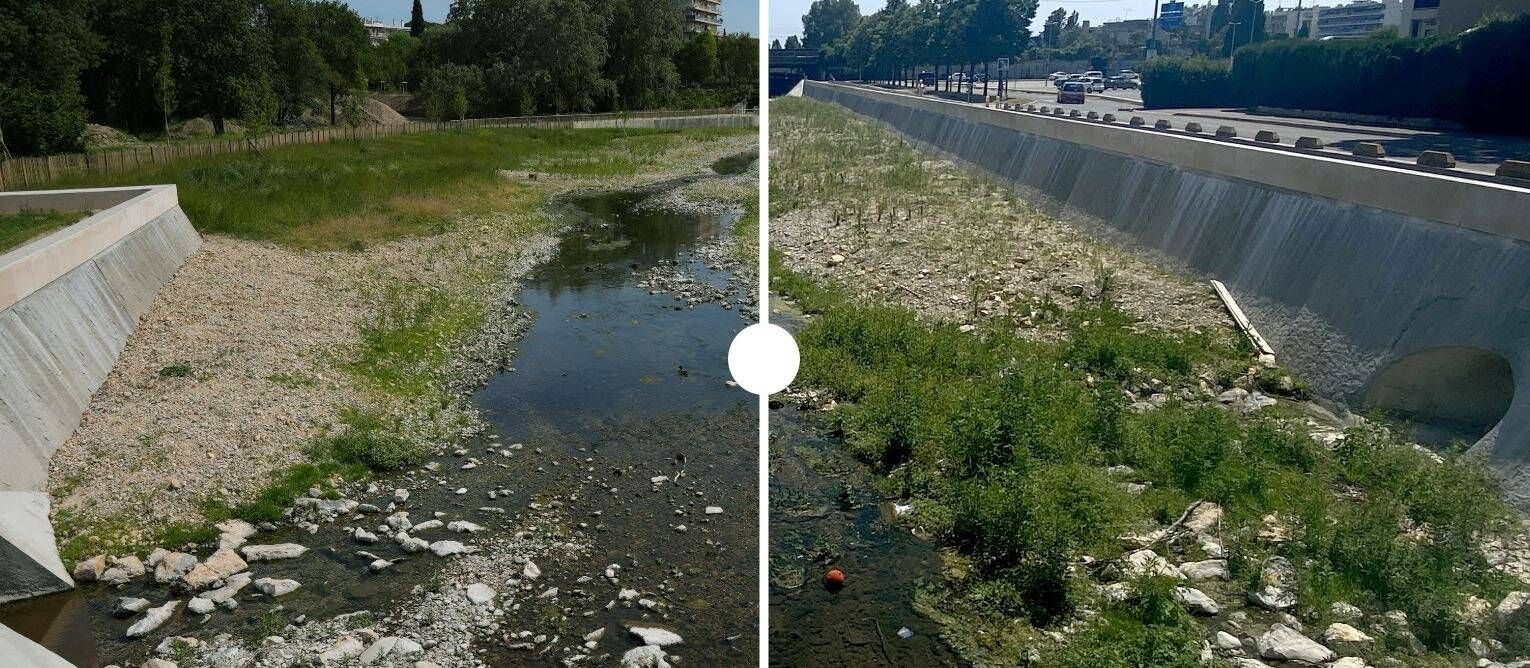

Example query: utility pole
[1227,20,1242,65]
[1148,0,1161,59]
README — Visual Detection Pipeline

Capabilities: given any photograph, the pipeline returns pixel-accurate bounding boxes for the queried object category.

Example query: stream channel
[0,163,759,667]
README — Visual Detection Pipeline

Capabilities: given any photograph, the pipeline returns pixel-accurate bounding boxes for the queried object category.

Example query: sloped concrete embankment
[0,186,200,605]
[802,81,1530,505]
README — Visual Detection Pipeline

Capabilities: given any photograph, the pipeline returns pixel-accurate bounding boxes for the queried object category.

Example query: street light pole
[1227,21,1242,65]
[1148,0,1161,59]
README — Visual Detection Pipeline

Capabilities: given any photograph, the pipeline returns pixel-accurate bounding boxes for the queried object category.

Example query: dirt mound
[359,96,408,125]
[84,124,141,150]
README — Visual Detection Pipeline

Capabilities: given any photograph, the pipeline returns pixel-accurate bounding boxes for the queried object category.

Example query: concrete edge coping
[0,185,179,311]
[807,81,1530,242]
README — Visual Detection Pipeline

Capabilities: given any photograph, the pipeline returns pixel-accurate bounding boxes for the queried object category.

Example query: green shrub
[1145,16,1530,134]
[1140,57,1239,109]
[1041,576,1207,668]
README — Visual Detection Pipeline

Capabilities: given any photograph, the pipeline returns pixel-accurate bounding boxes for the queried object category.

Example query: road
[907,78,1528,175]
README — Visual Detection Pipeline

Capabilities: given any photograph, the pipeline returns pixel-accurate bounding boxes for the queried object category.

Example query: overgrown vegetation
[48,126,742,249]
[0,209,84,254]
[781,255,1516,656]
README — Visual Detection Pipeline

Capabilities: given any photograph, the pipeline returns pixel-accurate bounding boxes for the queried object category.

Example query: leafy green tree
[604,0,682,108]
[267,0,327,124]
[410,0,426,37]
[803,0,862,50]
[368,32,419,91]
[0,0,101,155]
[421,63,479,121]
[785,35,803,49]
[715,33,759,85]
[174,0,275,134]
[675,32,719,85]
[310,0,369,125]
[771,38,782,49]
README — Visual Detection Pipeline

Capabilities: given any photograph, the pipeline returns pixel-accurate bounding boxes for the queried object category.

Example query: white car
[1047,71,1069,83]
[1084,77,1106,93]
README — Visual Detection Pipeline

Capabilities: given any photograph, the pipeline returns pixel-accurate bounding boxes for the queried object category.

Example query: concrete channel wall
[802,81,1530,505]
[0,185,200,603]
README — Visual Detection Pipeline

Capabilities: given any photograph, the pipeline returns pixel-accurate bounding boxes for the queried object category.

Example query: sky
[344,0,761,37]
[767,0,1263,44]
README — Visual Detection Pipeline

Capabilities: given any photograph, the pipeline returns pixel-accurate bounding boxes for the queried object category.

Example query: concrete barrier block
[1069,110,1082,117]
[1053,108,1066,116]
[1295,136,1325,149]
[1184,122,1202,133]
[1039,105,1050,113]
[1154,120,1172,130]
[1255,130,1280,143]
[1215,126,1238,138]
[1102,113,1116,123]
[1129,116,1146,126]
[1354,142,1386,158]
[1499,160,1530,179]
[1086,111,1099,120]
[1025,104,1036,112]
[1417,150,1456,168]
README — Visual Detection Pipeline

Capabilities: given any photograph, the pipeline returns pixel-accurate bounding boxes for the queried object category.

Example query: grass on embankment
[774,254,1522,665]
[51,126,748,250]
[0,209,86,254]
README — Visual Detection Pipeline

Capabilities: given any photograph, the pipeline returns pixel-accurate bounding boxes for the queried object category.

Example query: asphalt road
[909,78,1527,174]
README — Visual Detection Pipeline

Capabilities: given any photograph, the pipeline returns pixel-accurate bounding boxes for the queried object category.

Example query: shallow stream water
[0,172,758,666]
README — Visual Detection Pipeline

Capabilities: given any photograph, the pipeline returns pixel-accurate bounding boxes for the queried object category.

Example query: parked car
[948,72,968,83]
[1047,71,1069,83]
[1084,77,1106,93]
[1084,70,1105,80]
[1105,75,1138,90]
[919,71,937,86]
[1055,74,1084,88]
[1057,81,1086,104]
[1118,69,1140,80]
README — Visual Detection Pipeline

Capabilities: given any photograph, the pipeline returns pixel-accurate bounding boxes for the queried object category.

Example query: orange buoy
[823,568,845,591]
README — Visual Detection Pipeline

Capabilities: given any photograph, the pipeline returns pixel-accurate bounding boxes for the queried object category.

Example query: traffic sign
[1160,1,1184,28]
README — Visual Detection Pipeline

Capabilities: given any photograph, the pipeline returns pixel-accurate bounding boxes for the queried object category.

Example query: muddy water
[768,385,963,664]
[0,176,757,666]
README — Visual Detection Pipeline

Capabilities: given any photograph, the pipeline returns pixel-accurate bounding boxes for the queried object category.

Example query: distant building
[1092,18,1154,45]
[364,20,410,45]
[1313,1,1398,38]
[1266,5,1327,36]
[685,0,723,35]
[1436,0,1529,33]
[1396,0,1441,36]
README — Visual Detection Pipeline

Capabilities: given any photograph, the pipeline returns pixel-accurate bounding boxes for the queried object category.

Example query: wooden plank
[1211,279,1276,361]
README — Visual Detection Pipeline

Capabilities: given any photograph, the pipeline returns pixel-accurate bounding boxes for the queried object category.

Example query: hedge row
[1141,15,1529,134]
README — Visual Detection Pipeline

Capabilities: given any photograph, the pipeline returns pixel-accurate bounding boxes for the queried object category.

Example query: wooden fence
[0,108,749,192]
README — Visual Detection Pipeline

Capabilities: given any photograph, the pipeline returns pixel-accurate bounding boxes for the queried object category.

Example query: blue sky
[769,0,1235,44]
[344,0,760,37]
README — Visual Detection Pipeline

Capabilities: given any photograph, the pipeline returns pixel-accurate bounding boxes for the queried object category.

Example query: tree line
[0,0,756,157]
[784,0,1038,86]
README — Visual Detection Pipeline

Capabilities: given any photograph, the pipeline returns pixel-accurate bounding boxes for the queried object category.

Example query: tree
[442,0,613,114]
[604,0,682,108]
[715,33,759,85]
[173,0,275,134]
[410,0,426,37]
[267,0,326,124]
[153,24,176,136]
[421,63,478,121]
[0,0,101,155]
[802,0,862,51]
[771,38,782,49]
[368,32,418,90]
[676,32,719,84]
[310,1,369,125]
[785,35,803,49]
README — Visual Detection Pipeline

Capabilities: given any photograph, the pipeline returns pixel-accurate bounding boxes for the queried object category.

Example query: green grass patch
[349,285,486,398]
[50,126,750,250]
[53,508,218,564]
[0,209,85,254]
[156,363,193,378]
[779,264,1515,654]
[203,408,424,525]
